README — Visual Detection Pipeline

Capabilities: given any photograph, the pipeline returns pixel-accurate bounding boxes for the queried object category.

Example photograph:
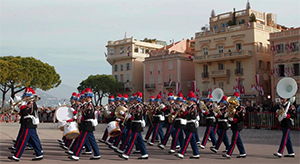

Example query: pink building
[143,39,195,101]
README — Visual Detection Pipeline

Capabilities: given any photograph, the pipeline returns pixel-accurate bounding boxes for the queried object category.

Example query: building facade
[193,6,286,104]
[106,37,164,96]
[144,39,195,101]
[269,28,300,103]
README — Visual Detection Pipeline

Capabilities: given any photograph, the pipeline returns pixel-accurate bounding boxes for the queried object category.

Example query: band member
[199,94,217,149]
[223,92,246,159]
[169,93,185,154]
[8,87,43,162]
[158,92,175,149]
[175,91,200,159]
[99,95,116,143]
[69,88,101,161]
[210,96,229,153]
[144,96,156,142]
[273,98,296,158]
[148,94,165,146]
[119,92,148,160]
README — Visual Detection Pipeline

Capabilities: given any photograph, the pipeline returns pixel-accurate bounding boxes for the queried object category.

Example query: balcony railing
[164,81,176,87]
[202,91,209,97]
[235,68,243,75]
[202,72,209,78]
[194,50,252,63]
[145,84,156,89]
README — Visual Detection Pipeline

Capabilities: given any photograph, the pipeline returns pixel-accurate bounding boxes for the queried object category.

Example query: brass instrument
[145,105,154,127]
[199,101,209,112]
[103,105,113,118]
[121,104,135,126]
[227,97,239,118]
[212,103,222,115]
[11,95,41,107]
[115,106,128,119]
[168,104,187,123]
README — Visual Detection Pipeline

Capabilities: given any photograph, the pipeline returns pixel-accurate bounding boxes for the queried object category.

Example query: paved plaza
[0,122,299,164]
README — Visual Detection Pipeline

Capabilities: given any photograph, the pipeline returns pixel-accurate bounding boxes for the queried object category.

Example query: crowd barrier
[0,114,19,122]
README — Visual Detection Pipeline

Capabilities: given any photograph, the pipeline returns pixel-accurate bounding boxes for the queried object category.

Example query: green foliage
[141,38,157,43]
[228,20,234,26]
[77,74,123,105]
[249,13,257,22]
[0,56,61,108]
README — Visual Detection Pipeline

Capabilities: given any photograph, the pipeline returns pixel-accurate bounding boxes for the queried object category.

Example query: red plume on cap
[123,94,128,98]
[222,96,227,101]
[183,97,186,100]
[188,91,196,98]
[177,92,183,98]
[156,94,161,99]
[85,88,92,93]
[136,92,143,98]
[80,90,85,95]
[233,92,240,97]
[208,94,213,99]
[117,93,122,98]
[168,92,174,97]
[149,95,155,99]
[77,93,81,99]
[30,88,36,95]
[72,92,77,96]
[109,95,114,99]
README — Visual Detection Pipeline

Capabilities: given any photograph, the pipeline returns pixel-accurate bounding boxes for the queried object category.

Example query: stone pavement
[0,122,299,164]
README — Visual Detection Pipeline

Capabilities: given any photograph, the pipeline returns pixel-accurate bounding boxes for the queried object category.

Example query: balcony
[235,68,243,75]
[194,50,252,64]
[202,91,209,97]
[211,69,230,78]
[202,72,209,79]
[164,81,176,88]
[145,84,156,91]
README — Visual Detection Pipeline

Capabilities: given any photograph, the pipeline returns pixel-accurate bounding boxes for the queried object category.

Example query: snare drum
[55,106,75,122]
[63,122,80,139]
[107,121,121,137]
[57,121,66,131]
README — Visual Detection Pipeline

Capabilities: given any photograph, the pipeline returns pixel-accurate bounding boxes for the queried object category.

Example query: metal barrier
[0,114,19,122]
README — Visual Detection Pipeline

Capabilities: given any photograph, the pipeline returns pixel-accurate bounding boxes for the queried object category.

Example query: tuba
[115,105,128,119]
[103,105,113,118]
[276,77,298,122]
[227,96,239,118]
[212,88,224,103]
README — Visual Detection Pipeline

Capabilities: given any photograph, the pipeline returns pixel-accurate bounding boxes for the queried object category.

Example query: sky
[1,0,300,95]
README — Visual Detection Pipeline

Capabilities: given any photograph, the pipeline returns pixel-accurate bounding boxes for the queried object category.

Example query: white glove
[228,117,233,121]
[107,111,112,115]
[214,112,218,117]
[20,101,27,106]
[120,110,125,115]
[116,118,121,122]
[127,114,132,119]
[104,105,108,110]
[160,104,166,109]
[202,110,206,114]
[196,115,200,121]
[70,108,75,112]
[283,113,287,119]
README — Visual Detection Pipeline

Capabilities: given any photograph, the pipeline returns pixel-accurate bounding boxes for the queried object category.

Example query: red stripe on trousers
[121,130,131,150]
[182,132,192,155]
[163,124,172,145]
[16,129,28,158]
[15,127,24,148]
[145,126,153,140]
[214,124,218,134]
[72,131,83,151]
[126,132,137,156]
[75,131,88,157]
[203,126,211,146]
[229,131,239,156]
[280,129,290,154]
[216,130,225,149]
[114,126,124,146]
[172,129,180,150]
[152,124,159,143]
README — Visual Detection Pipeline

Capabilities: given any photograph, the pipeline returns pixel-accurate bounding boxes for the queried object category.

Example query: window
[218,63,224,70]
[109,48,114,55]
[218,45,223,53]
[293,63,299,76]
[120,46,124,54]
[169,74,173,81]
[238,19,245,24]
[267,62,270,70]
[203,65,209,78]
[203,47,208,55]
[126,74,130,82]
[157,75,161,83]
[169,61,173,69]
[203,65,208,73]
[158,62,162,73]
[236,43,242,51]
[114,75,118,81]
[278,64,285,77]
[266,44,270,53]
[120,64,123,71]
[150,63,153,72]
[277,44,284,53]
[257,42,263,52]
[222,23,228,28]
[139,47,144,53]
[126,63,131,70]
[259,60,264,69]
[120,74,123,82]
[150,75,154,84]
[219,82,224,90]
[214,25,218,29]
[134,47,139,53]
[236,61,243,74]
[114,65,118,72]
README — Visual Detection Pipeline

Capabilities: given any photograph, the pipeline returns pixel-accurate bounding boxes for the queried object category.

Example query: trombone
[11,95,41,107]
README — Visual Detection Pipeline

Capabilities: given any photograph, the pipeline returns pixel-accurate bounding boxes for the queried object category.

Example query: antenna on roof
[124,32,127,39]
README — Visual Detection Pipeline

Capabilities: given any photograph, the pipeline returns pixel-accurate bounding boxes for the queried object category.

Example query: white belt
[187,119,197,123]
[175,118,185,121]
[206,116,215,119]
[86,119,95,122]
[153,115,163,117]
[132,120,142,123]
[218,119,228,122]
[24,115,34,119]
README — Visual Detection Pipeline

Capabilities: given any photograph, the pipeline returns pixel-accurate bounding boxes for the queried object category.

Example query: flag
[251,84,256,95]
[255,74,259,86]
[150,71,152,75]
[158,70,161,74]
[168,79,173,87]
[247,22,250,27]
[237,77,240,93]
[241,86,245,95]
[127,52,130,56]
[208,87,212,94]
[175,82,180,95]
[233,86,236,93]
[192,81,196,92]
[261,84,264,96]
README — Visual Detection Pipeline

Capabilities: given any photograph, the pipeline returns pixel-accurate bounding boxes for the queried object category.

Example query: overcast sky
[1,0,300,93]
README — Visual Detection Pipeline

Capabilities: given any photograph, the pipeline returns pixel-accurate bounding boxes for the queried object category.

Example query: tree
[0,56,61,109]
[77,74,123,106]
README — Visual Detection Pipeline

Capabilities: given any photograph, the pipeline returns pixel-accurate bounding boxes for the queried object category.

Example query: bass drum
[55,106,74,122]
[57,121,66,131]
[63,122,80,139]
[107,121,121,137]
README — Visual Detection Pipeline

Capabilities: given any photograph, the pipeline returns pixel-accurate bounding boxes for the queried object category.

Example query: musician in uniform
[69,88,100,161]
[222,92,246,159]
[175,91,200,159]
[158,92,176,149]
[148,94,165,146]
[169,93,185,154]
[8,87,43,162]
[199,94,217,149]
[144,95,156,142]
[273,97,296,158]
[210,96,229,153]
[119,92,148,160]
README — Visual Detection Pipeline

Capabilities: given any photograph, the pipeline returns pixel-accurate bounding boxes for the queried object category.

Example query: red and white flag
[261,84,264,95]
[255,74,259,86]
[168,79,173,87]
[192,81,196,93]
[175,82,180,95]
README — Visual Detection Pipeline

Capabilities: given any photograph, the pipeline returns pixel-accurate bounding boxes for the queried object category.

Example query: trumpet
[199,101,209,112]
[212,103,222,115]
[11,95,41,107]
[168,104,187,123]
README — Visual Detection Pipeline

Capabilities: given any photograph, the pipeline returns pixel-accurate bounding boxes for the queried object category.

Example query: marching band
[7,77,297,161]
